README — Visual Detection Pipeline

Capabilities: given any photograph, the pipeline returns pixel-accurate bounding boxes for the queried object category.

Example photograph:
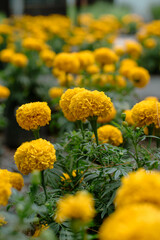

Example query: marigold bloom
[60,88,85,122]
[125,40,142,59]
[0,169,24,191]
[113,45,125,56]
[70,90,112,121]
[131,100,160,128]
[98,104,116,123]
[95,124,123,146]
[55,191,95,223]
[119,59,137,78]
[103,64,115,73]
[0,49,14,63]
[54,53,80,74]
[0,85,10,99]
[14,138,56,175]
[86,64,100,74]
[22,37,44,51]
[11,53,28,67]
[48,87,64,99]
[115,169,160,208]
[123,109,135,126]
[106,75,126,88]
[144,38,156,48]
[99,204,160,240]
[16,102,51,131]
[145,96,158,102]
[94,47,118,65]
[77,50,95,69]
[129,67,150,88]
[61,170,77,182]
[40,49,56,67]
[0,174,12,206]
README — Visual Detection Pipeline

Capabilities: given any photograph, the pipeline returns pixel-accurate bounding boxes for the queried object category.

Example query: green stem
[148,124,154,148]
[89,116,99,145]
[32,128,40,139]
[41,170,47,202]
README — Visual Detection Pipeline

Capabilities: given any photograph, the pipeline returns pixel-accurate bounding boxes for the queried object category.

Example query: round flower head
[11,53,28,67]
[125,40,142,59]
[0,85,10,99]
[40,49,56,67]
[123,109,135,126]
[14,138,56,175]
[59,88,85,122]
[16,102,51,131]
[129,67,150,88]
[98,104,116,123]
[144,38,156,48]
[70,90,112,121]
[131,100,160,128]
[55,191,95,223]
[77,50,95,70]
[145,96,158,102]
[115,169,160,208]
[54,52,80,73]
[99,204,160,240]
[95,124,123,146]
[86,64,100,74]
[0,169,24,191]
[0,173,12,206]
[0,49,14,63]
[94,47,118,65]
[48,87,64,99]
[22,37,44,51]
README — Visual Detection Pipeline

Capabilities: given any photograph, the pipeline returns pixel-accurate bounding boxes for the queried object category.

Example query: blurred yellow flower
[48,87,64,99]
[11,53,28,67]
[94,47,118,65]
[128,67,150,88]
[0,85,10,99]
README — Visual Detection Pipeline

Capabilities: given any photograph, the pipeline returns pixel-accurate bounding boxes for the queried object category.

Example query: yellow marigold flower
[95,124,123,146]
[0,174,12,206]
[128,67,150,88]
[16,102,51,131]
[52,68,64,78]
[58,73,73,87]
[115,169,160,208]
[103,64,115,73]
[123,109,135,126]
[33,224,49,237]
[120,58,137,67]
[77,50,95,70]
[0,49,14,63]
[145,96,158,102]
[144,38,156,48]
[125,40,142,59]
[119,59,137,78]
[61,170,77,182]
[99,204,160,240]
[98,104,116,123]
[0,216,7,226]
[86,64,100,74]
[0,24,12,35]
[55,191,95,223]
[11,53,28,68]
[131,100,160,128]
[70,90,112,121]
[14,138,56,175]
[59,88,85,122]
[22,37,44,51]
[48,87,64,99]
[0,85,10,99]
[106,75,126,88]
[113,45,125,56]
[0,169,24,191]
[94,47,118,65]
[40,49,56,67]
[54,53,80,74]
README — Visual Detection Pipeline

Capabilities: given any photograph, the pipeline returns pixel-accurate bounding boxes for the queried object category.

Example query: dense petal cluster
[40,49,56,67]
[14,138,56,175]
[54,53,80,73]
[98,104,116,123]
[0,169,24,191]
[115,169,160,208]
[69,89,112,121]
[11,53,28,67]
[124,109,135,126]
[125,40,142,59]
[0,49,14,63]
[99,204,160,240]
[77,50,95,69]
[94,47,118,65]
[144,38,156,48]
[59,88,85,121]
[96,124,123,146]
[22,37,44,51]
[48,87,64,99]
[0,85,10,99]
[131,100,160,128]
[55,191,95,223]
[16,102,51,130]
[129,67,150,88]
